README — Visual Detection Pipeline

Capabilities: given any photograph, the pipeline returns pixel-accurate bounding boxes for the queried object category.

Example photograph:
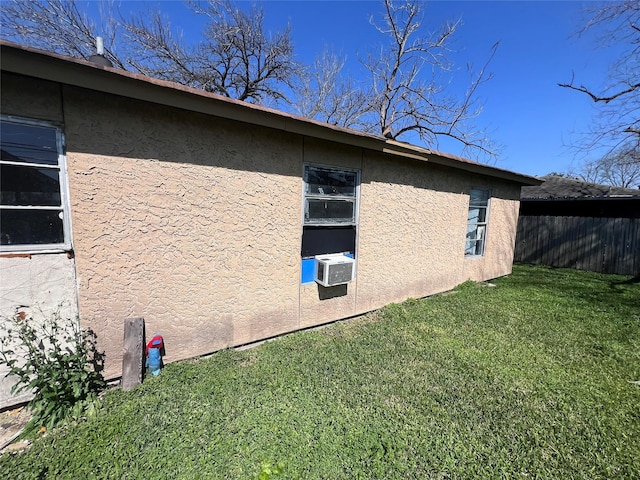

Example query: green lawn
[2,265,639,479]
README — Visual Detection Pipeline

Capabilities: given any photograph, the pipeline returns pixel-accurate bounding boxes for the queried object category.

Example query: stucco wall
[357,152,467,312]
[2,73,523,388]
[0,73,64,125]
[0,254,78,408]
[0,73,78,408]
[355,152,521,314]
[62,87,304,378]
[461,182,521,282]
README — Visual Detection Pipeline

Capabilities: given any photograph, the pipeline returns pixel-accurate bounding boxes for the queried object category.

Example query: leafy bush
[0,310,106,430]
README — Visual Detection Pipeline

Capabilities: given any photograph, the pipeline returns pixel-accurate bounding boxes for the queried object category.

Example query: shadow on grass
[611,276,640,285]
[510,264,640,312]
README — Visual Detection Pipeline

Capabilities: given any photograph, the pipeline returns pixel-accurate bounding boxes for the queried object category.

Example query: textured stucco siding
[2,74,524,387]
[1,73,64,125]
[0,255,79,408]
[356,152,467,313]
[461,183,521,282]
[355,152,521,314]
[62,87,303,378]
[0,73,78,408]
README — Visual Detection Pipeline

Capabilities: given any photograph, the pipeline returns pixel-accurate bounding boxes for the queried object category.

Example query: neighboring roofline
[521,174,640,200]
[0,40,540,186]
[522,196,640,202]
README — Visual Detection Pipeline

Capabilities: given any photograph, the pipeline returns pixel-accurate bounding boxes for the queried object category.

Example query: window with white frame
[1,116,71,251]
[301,164,359,283]
[465,188,490,257]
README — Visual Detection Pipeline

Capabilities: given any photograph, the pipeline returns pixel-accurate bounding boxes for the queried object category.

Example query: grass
[1,264,639,479]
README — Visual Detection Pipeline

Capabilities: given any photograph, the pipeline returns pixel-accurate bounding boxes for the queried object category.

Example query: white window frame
[1,115,73,253]
[302,163,360,227]
[465,188,490,257]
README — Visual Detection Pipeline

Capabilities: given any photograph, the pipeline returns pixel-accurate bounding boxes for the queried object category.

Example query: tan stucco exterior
[0,74,79,407]
[0,43,536,405]
[63,87,304,376]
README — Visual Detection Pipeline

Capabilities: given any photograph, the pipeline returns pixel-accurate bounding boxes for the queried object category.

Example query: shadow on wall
[362,151,522,200]
[63,85,301,179]
[318,284,348,300]
[57,81,523,198]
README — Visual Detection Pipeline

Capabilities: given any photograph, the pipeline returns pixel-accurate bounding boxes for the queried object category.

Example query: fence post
[122,317,145,391]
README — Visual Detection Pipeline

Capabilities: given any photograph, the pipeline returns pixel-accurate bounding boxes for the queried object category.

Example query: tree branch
[558,81,640,104]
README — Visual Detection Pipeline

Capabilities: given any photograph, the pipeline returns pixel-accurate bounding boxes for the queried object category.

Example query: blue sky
[107,0,619,178]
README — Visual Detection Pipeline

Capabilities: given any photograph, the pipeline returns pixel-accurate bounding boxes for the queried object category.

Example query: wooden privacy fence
[514,216,640,276]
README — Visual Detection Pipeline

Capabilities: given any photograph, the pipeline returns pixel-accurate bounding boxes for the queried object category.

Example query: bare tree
[361,0,499,161]
[0,0,125,68]
[559,0,639,160]
[292,0,499,160]
[123,1,301,104]
[4,0,498,157]
[569,147,640,188]
[121,10,204,88]
[1,0,301,105]
[293,47,371,129]
[601,148,640,188]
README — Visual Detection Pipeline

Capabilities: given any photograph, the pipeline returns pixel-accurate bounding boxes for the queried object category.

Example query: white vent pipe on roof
[88,36,113,67]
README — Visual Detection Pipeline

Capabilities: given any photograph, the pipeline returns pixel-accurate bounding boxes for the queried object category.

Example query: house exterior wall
[62,86,304,378]
[1,72,523,395]
[462,192,520,281]
[357,152,466,312]
[0,74,78,408]
[0,255,79,408]
[356,151,521,314]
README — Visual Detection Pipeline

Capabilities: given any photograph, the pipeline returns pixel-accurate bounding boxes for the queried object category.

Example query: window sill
[0,248,72,257]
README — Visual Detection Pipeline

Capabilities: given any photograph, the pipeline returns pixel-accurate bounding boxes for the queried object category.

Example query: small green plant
[255,460,285,480]
[0,310,106,430]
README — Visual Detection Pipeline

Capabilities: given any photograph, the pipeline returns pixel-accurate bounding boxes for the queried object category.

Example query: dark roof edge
[521,174,639,199]
[522,196,640,202]
[0,41,540,186]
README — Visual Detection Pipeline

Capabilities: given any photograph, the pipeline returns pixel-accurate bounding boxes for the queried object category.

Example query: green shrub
[0,310,106,430]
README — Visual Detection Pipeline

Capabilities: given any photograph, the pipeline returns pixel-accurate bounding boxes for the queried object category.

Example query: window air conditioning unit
[314,254,355,287]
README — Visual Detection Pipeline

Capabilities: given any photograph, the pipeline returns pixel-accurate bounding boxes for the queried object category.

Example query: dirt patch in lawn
[0,406,32,453]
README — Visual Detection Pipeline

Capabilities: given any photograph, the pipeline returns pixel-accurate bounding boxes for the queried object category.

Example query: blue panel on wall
[301,253,354,284]
[301,258,316,284]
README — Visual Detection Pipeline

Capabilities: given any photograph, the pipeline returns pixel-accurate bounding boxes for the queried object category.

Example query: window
[301,164,359,283]
[304,165,357,225]
[465,188,489,257]
[1,116,71,251]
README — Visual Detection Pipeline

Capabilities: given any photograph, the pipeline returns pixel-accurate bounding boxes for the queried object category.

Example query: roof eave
[383,140,542,186]
[0,40,540,186]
